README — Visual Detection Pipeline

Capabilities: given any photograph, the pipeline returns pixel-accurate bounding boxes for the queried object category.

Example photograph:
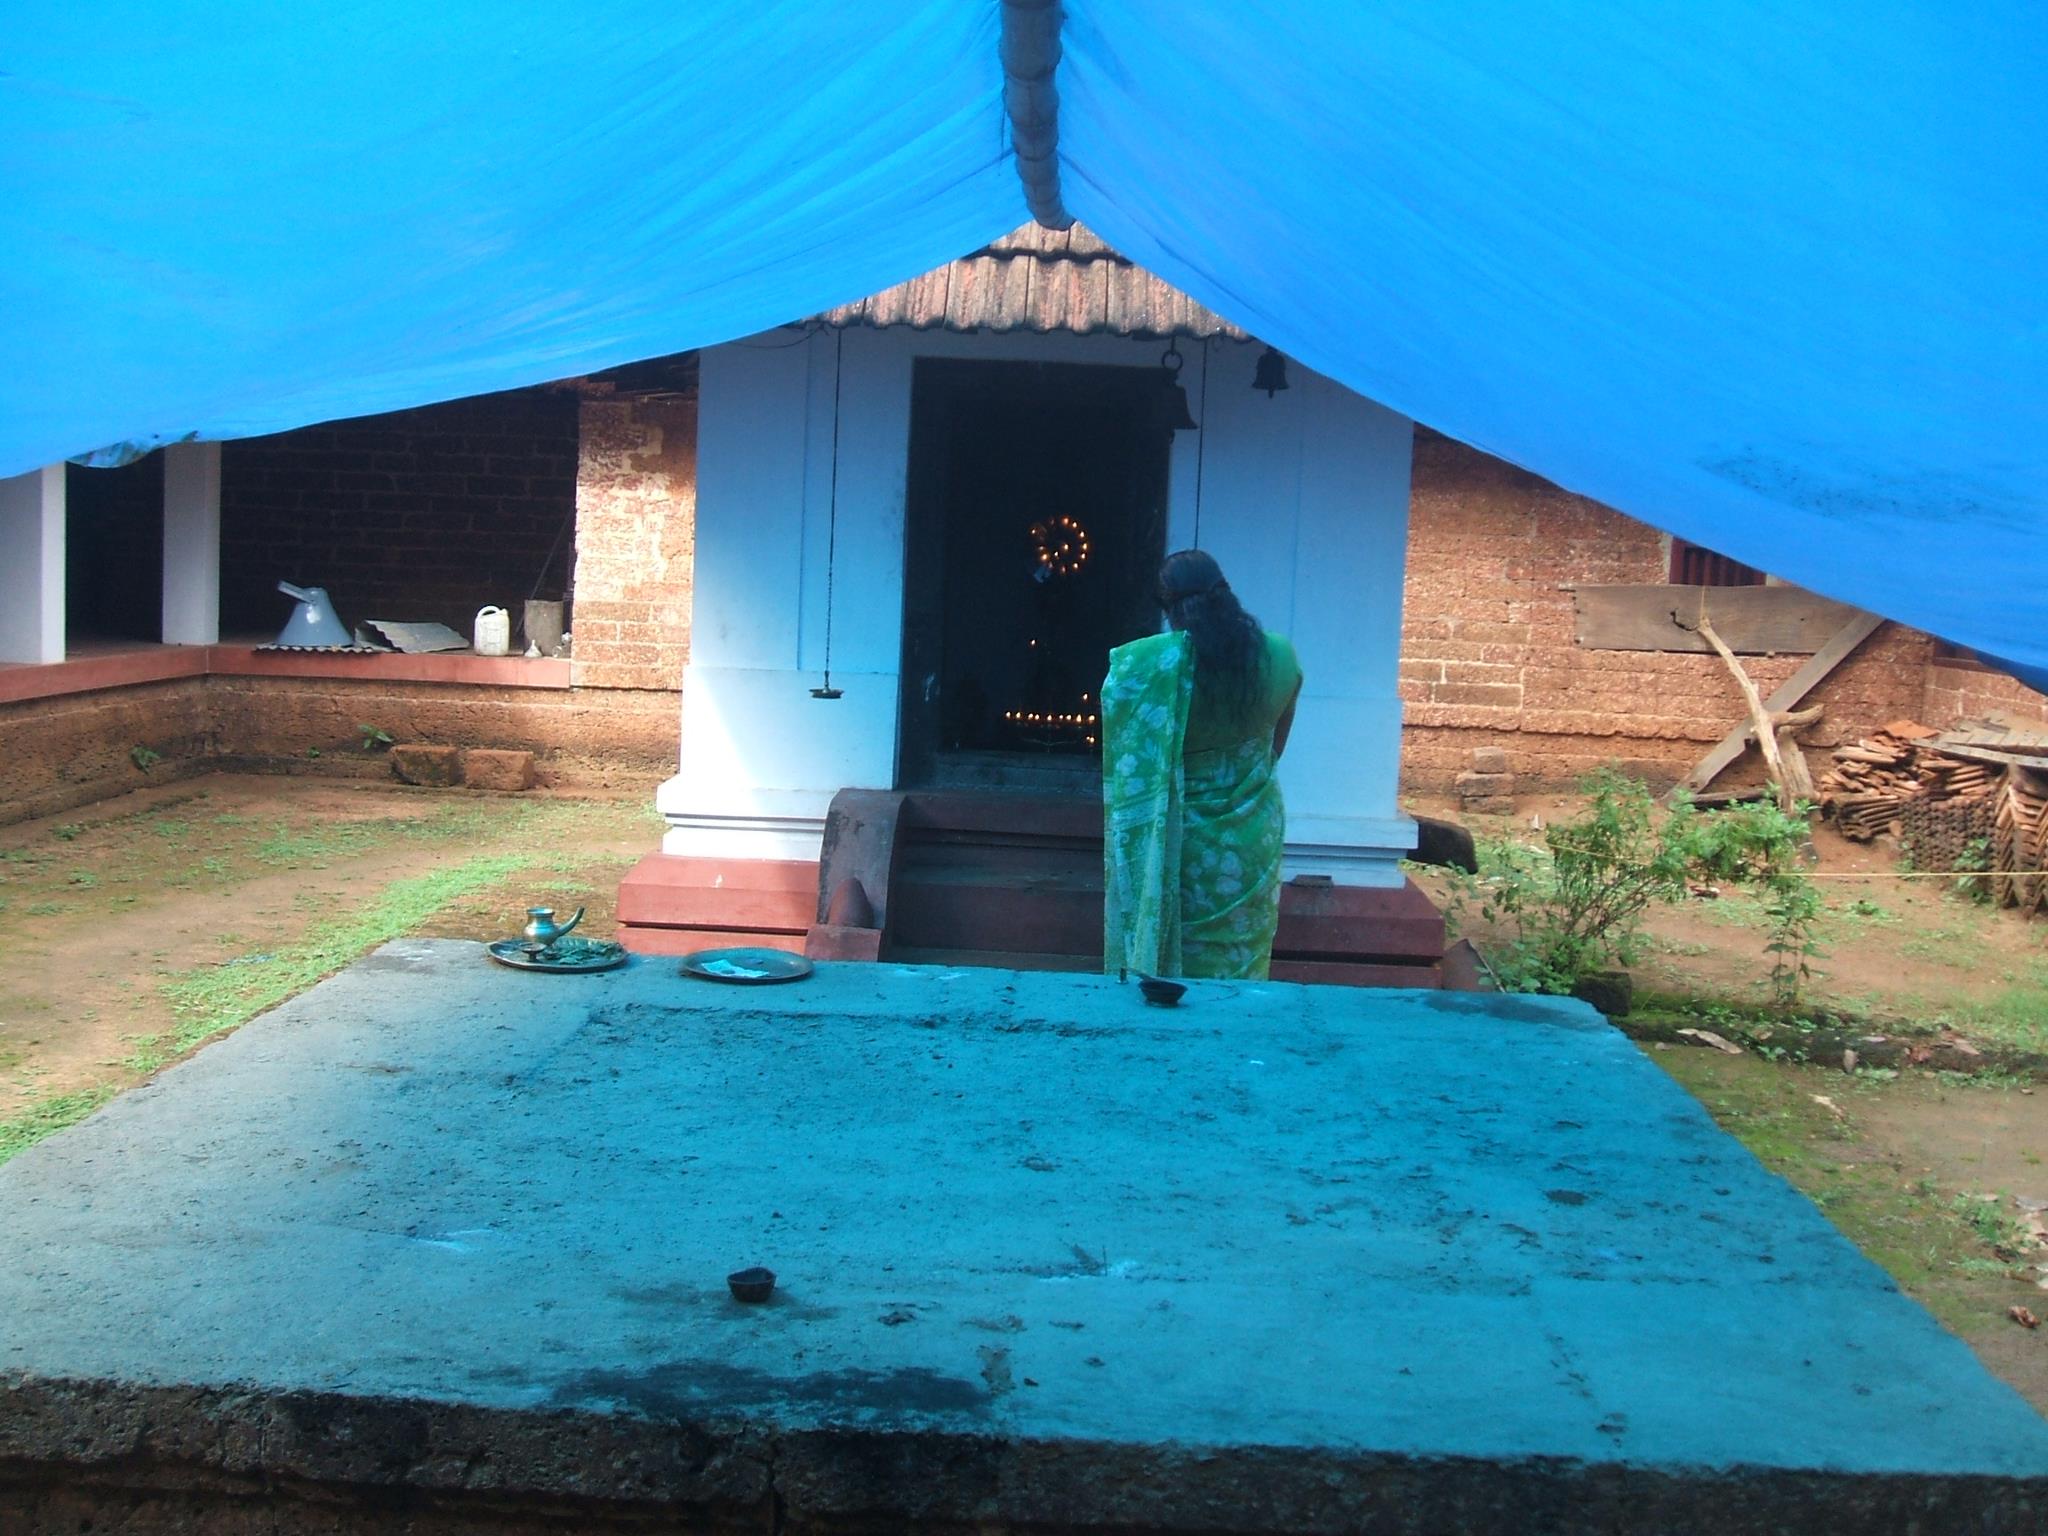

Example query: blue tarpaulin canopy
[4,2,2043,683]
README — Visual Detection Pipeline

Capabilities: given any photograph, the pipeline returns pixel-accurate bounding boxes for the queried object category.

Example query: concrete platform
[2,942,2046,1533]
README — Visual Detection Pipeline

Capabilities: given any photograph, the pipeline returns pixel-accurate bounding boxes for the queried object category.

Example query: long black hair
[1157,549,1265,723]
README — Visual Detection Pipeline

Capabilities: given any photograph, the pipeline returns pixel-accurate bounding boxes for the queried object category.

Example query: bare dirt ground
[5,773,2048,1413]
[2,773,663,1114]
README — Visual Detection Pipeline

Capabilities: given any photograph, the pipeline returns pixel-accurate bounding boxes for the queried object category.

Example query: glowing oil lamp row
[1002,710,1101,727]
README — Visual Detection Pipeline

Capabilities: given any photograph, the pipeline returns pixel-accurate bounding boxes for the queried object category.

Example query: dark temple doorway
[898,359,1171,790]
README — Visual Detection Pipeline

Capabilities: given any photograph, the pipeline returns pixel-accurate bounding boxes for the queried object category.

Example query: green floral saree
[1102,632,1288,980]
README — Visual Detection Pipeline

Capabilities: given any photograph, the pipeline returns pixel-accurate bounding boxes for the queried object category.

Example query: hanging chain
[1192,334,1210,547]
[811,327,845,699]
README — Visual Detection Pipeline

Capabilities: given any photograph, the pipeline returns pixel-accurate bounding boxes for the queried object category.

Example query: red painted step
[617,788,1451,986]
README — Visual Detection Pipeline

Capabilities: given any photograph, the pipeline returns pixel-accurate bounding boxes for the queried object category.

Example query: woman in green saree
[1103,550,1303,980]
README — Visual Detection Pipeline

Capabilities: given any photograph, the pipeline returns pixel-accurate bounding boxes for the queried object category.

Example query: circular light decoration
[1030,515,1091,578]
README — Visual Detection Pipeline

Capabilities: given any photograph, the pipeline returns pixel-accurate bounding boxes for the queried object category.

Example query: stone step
[619,790,1451,986]
[891,866,1102,955]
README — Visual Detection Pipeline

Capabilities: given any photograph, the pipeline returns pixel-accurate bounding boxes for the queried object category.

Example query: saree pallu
[1103,633,1286,980]
[1103,633,1192,979]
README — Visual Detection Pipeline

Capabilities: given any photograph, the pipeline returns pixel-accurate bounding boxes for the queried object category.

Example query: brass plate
[680,947,814,984]
[486,938,629,973]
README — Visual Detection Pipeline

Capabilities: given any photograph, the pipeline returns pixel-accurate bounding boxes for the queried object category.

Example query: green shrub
[1447,769,1826,1004]
[1689,798,1824,1008]
[1448,769,1698,994]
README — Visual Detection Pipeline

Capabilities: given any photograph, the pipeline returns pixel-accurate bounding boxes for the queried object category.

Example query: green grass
[125,852,534,1074]
[251,817,400,868]
[1905,982,2048,1054]
[1683,888,1769,929]
[1950,1191,2036,1253]
[246,804,508,870]
[1818,896,1903,939]
[1898,924,1990,963]
[1650,1048,2037,1336]
[0,1086,117,1164]
[1639,934,1713,958]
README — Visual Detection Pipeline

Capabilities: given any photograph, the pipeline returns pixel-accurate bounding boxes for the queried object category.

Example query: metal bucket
[523,599,565,658]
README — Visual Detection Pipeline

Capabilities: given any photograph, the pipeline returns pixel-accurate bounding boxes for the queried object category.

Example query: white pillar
[162,442,221,644]
[0,465,66,663]
[1181,365,1418,885]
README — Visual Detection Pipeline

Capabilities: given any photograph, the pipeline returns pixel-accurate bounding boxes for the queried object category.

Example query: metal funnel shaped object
[274,581,348,647]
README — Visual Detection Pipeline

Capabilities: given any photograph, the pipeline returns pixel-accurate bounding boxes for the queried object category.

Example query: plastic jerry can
[474,606,511,656]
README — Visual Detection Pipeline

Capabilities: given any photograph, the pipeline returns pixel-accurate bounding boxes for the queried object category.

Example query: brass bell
[1252,346,1290,397]
[1156,344,1199,432]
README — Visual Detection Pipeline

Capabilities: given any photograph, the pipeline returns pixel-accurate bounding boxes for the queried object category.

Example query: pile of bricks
[1818,721,1990,841]
[1818,718,2048,914]
[1898,795,1998,877]
[1455,747,1515,815]
[1994,772,2048,914]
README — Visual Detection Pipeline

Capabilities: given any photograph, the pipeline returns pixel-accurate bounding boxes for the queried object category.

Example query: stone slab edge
[1,1375,2042,1535]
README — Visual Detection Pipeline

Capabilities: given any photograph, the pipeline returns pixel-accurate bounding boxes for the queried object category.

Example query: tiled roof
[820,224,1248,339]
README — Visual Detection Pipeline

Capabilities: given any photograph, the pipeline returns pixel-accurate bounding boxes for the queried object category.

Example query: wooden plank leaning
[1677,609,1886,795]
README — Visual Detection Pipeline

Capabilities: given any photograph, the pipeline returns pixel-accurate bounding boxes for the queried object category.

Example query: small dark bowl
[1137,976,1187,1007]
[727,1266,777,1303]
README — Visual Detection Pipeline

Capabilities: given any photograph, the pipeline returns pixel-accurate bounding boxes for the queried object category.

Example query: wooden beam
[1929,741,2048,771]
[1679,611,1885,793]
[1576,584,1857,654]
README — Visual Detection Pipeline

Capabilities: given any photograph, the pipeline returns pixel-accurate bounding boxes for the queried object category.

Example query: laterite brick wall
[219,389,579,642]
[1398,431,1934,794]
[1923,663,2048,731]
[206,676,678,784]
[569,398,696,691]
[1,681,216,824]
[0,675,678,827]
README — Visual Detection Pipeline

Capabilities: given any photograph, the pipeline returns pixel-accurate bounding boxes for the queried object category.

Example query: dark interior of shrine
[899,358,1169,782]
